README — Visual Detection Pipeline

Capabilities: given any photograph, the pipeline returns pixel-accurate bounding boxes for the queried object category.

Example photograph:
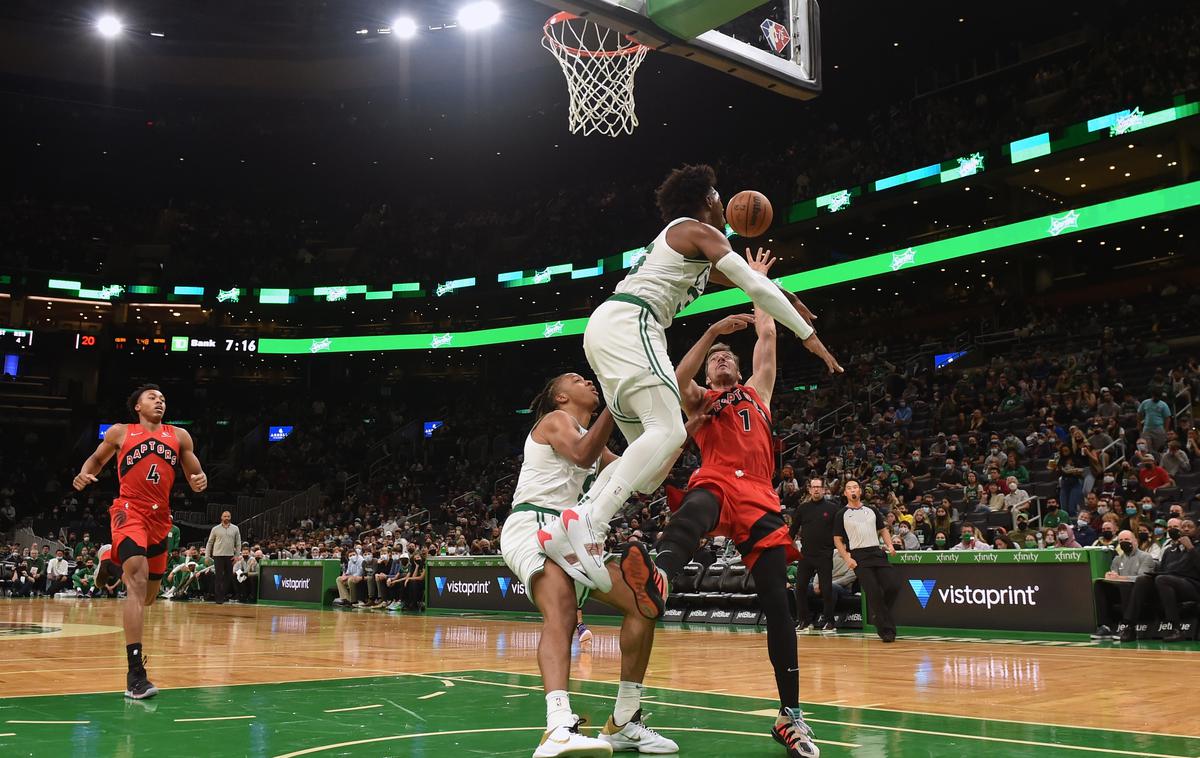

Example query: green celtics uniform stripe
[511,503,560,517]
[638,309,681,402]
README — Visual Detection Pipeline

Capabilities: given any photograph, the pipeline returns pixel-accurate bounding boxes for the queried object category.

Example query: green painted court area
[1,669,1196,757]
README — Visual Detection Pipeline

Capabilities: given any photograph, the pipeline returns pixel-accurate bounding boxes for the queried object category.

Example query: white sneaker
[163,587,175,599]
[772,707,819,757]
[533,718,613,757]
[599,710,678,754]
[539,508,612,593]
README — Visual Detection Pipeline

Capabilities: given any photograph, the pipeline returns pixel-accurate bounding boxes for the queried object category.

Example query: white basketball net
[542,13,649,137]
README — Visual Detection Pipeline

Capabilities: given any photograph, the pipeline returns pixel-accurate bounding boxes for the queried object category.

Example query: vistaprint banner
[426,562,619,616]
[886,561,1096,632]
[260,564,325,604]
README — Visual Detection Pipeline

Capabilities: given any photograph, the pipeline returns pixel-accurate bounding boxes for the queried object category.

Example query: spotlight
[392,17,418,38]
[96,13,123,38]
[459,1,501,30]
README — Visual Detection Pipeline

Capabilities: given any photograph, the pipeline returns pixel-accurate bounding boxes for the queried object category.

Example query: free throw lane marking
[324,704,383,713]
[174,716,256,723]
[6,720,90,725]
[417,691,446,701]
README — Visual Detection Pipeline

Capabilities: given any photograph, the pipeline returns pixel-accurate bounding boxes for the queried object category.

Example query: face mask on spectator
[899,526,910,535]
[1168,527,1182,540]
[1077,518,1090,528]
[1138,532,1150,542]
[1097,506,1110,516]
[1141,503,1154,512]
[1152,527,1165,537]
[1119,541,1134,554]
[935,537,946,547]
[1137,443,1148,452]
[1125,506,1137,516]
[1102,475,1115,484]
[1170,509,1183,518]
[1057,531,1069,542]
[961,533,973,545]
[1023,538,1037,548]
[1101,528,1114,538]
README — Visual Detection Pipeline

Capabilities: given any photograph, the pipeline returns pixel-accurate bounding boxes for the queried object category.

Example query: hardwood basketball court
[1,599,1196,756]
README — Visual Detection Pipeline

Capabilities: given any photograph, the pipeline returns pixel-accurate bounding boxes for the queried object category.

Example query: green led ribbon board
[257,180,1200,355]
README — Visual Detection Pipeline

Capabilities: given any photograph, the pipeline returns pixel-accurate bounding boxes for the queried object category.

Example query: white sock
[613,681,644,725]
[578,472,633,525]
[546,690,574,730]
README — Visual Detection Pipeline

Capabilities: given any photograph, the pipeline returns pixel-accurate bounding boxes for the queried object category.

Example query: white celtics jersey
[613,217,712,327]
[511,418,600,513]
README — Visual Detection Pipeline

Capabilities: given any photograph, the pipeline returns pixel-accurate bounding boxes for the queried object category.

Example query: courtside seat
[729,566,758,608]
[671,562,705,607]
[695,562,729,606]
[714,562,748,607]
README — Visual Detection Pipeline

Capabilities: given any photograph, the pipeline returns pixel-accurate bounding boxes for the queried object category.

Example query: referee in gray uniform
[832,480,900,642]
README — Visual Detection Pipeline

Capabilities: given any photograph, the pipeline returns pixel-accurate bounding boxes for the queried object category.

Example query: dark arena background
[1,1,1199,756]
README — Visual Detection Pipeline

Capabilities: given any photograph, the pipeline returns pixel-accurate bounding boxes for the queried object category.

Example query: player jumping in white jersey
[540,164,843,592]
[501,373,678,757]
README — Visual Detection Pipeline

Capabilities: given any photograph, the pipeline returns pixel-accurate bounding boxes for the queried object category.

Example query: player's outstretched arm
[674,313,754,415]
[685,224,842,374]
[73,424,125,491]
[177,428,208,493]
[743,248,778,409]
[539,409,615,468]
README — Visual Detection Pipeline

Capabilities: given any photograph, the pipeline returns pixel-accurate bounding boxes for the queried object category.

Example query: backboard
[534,0,821,99]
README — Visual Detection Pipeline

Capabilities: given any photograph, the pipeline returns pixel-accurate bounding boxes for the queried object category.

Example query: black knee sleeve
[654,488,721,580]
[752,547,800,709]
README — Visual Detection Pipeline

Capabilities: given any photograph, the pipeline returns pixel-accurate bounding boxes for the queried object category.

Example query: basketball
[725,190,773,237]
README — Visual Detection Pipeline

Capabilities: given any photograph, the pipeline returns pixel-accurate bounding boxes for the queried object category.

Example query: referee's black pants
[214,555,234,603]
[852,548,900,633]
[793,551,834,626]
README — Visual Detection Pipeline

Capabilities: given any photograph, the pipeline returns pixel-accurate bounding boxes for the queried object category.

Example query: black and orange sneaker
[620,541,667,620]
[773,707,819,757]
[125,657,159,700]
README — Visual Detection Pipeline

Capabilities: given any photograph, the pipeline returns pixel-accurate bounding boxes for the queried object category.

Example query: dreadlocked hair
[127,383,161,415]
[529,374,568,424]
[655,163,717,222]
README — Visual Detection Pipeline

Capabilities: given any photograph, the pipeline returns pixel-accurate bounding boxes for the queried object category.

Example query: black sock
[752,548,800,710]
[654,489,721,580]
[126,643,143,671]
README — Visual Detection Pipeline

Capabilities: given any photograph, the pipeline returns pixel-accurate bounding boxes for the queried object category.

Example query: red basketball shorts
[109,499,171,577]
[688,470,799,570]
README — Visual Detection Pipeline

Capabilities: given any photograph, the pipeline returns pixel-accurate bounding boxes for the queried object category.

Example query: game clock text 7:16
[224,338,258,352]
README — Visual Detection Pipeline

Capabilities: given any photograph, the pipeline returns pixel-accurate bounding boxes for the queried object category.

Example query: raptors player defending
[73,384,207,699]
[653,250,821,758]
[539,163,841,594]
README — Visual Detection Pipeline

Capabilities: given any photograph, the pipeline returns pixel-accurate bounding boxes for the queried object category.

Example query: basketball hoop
[542,12,649,137]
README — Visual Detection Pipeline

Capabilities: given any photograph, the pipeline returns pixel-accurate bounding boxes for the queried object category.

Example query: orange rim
[543,12,648,59]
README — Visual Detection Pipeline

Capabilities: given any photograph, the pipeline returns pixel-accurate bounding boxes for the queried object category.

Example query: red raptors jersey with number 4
[691,384,774,481]
[117,423,180,505]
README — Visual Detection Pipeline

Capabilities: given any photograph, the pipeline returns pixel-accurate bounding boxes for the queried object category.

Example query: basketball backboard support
[534,0,821,99]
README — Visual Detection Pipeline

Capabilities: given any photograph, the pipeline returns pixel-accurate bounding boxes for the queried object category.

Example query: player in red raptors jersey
[654,249,820,758]
[73,384,207,699]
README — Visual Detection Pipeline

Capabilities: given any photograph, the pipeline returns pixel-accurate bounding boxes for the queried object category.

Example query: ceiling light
[96,14,123,38]
[459,1,501,30]
[1108,165,1115,170]
[392,17,418,39]
[1124,172,1131,177]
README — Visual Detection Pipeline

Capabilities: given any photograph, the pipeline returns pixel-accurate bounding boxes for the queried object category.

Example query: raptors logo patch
[113,509,128,528]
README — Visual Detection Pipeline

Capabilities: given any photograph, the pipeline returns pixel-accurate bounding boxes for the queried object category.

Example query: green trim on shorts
[610,406,640,424]
[511,503,562,517]
[607,292,656,317]
[638,308,682,403]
